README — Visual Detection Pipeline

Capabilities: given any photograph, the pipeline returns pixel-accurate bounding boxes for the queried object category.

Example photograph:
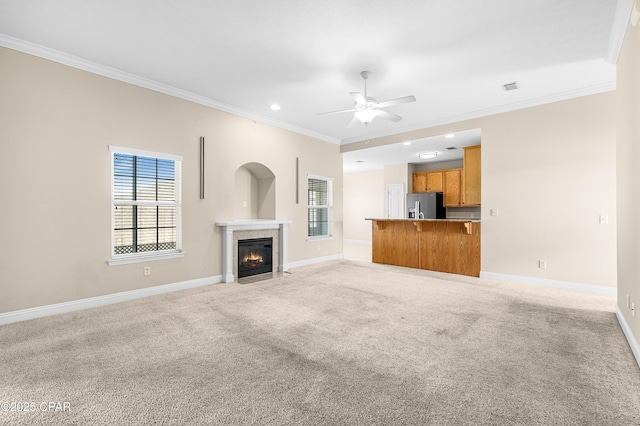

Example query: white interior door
[387,184,404,218]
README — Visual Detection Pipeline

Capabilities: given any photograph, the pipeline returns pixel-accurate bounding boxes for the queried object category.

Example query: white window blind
[110,146,182,262]
[308,175,332,238]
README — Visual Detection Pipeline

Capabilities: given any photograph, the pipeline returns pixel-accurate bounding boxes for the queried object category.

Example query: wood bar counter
[367,219,481,277]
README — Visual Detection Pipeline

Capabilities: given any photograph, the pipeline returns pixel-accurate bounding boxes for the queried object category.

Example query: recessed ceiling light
[356,160,364,163]
[418,152,438,159]
[403,142,411,146]
[270,104,281,110]
[503,82,519,91]
[445,133,455,138]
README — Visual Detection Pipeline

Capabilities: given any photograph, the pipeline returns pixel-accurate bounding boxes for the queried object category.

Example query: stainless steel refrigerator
[407,192,446,219]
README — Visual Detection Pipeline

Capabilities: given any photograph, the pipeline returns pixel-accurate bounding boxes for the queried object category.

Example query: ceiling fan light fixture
[418,151,438,159]
[317,71,416,127]
[355,109,377,124]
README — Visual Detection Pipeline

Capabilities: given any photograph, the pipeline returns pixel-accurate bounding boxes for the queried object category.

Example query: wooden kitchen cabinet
[420,220,480,277]
[443,169,463,206]
[426,171,443,192]
[370,219,481,277]
[411,144,480,205]
[371,220,420,268]
[412,171,443,192]
[412,172,428,192]
[463,145,481,206]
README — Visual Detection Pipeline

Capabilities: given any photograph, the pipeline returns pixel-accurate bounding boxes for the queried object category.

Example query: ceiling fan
[318,70,416,127]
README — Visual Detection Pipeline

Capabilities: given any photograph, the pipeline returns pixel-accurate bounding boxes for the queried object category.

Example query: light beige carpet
[1,260,639,425]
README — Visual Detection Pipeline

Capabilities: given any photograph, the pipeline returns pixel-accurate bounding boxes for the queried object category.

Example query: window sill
[107,251,184,266]
[307,235,333,242]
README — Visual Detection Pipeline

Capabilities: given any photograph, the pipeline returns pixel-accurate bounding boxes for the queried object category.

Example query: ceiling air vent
[503,81,519,91]
[446,147,457,150]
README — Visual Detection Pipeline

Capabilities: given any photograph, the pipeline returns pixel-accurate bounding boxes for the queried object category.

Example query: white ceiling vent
[503,82,519,91]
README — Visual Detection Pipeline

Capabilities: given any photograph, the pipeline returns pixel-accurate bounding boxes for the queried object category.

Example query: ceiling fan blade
[317,108,357,116]
[376,95,416,109]
[346,115,361,128]
[350,92,367,105]
[375,109,403,122]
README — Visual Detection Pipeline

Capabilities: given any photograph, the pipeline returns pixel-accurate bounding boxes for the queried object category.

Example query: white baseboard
[479,271,617,297]
[344,239,372,245]
[0,254,344,326]
[287,254,344,269]
[615,306,640,369]
[0,275,222,326]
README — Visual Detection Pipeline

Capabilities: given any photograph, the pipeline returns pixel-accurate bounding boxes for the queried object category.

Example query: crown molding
[0,34,340,145]
[340,81,616,145]
[606,0,635,63]
[0,33,616,148]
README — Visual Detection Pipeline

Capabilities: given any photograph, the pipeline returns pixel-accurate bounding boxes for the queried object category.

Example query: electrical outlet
[538,260,547,269]
[144,266,151,276]
[490,209,499,217]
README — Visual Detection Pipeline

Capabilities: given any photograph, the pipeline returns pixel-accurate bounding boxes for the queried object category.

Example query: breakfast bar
[366,219,481,277]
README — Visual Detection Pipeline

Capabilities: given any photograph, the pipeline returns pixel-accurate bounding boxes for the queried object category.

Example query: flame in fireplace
[242,252,264,268]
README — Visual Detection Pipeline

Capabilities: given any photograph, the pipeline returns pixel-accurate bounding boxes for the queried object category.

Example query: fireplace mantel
[215,220,291,282]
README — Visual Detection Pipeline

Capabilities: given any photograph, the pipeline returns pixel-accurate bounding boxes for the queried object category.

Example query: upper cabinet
[412,171,443,192]
[463,145,481,206]
[412,172,427,192]
[443,169,463,207]
[411,144,481,207]
[426,171,443,192]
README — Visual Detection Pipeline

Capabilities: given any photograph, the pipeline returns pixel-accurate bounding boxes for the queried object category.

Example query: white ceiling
[0,0,619,168]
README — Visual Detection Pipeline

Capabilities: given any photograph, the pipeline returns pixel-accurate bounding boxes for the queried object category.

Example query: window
[308,174,333,239]
[108,146,183,265]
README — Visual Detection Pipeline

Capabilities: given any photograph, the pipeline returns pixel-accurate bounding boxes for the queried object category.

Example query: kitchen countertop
[365,218,481,222]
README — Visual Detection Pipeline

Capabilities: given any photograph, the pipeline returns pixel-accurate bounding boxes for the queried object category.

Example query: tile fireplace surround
[215,220,291,282]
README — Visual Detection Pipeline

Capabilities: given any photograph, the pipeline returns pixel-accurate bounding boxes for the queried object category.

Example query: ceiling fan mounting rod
[361,70,370,97]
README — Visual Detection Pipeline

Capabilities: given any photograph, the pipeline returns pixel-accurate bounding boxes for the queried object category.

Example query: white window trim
[108,145,183,266]
[107,251,184,266]
[307,174,333,241]
[307,235,334,242]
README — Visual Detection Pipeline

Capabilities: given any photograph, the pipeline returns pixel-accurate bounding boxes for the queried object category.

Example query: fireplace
[215,220,290,282]
[237,237,273,278]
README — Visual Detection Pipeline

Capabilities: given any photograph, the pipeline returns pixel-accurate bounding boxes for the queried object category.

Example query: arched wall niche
[234,162,276,220]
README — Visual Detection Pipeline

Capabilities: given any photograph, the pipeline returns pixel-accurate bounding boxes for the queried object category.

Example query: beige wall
[481,94,616,287]
[0,47,343,314]
[342,91,617,288]
[616,21,640,353]
[234,167,259,219]
[233,164,276,220]
[343,170,384,241]
[413,159,463,172]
